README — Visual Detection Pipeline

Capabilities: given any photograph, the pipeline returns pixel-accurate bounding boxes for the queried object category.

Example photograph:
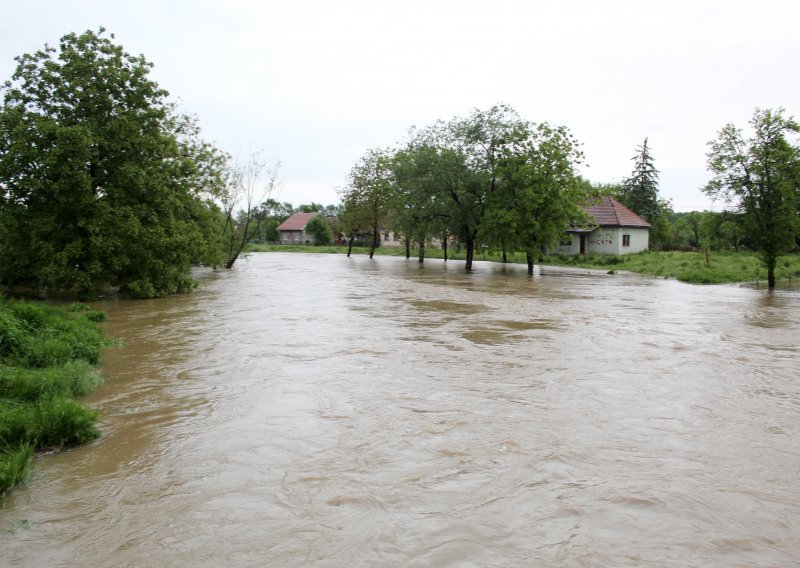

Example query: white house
[554,197,651,255]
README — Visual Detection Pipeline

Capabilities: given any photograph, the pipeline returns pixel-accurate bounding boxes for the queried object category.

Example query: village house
[276,212,318,245]
[554,197,651,255]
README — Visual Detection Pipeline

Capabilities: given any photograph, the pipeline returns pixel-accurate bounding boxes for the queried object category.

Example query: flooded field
[2,252,799,566]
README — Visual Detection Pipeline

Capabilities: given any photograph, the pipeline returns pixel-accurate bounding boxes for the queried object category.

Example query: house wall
[280,230,310,244]
[553,226,649,255]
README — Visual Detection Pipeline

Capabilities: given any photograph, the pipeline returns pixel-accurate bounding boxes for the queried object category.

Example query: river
[2,252,799,566]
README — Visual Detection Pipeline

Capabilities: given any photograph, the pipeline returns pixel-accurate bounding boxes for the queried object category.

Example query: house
[555,197,651,255]
[276,212,319,244]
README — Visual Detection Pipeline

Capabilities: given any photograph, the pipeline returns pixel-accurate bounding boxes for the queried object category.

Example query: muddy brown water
[2,253,799,566]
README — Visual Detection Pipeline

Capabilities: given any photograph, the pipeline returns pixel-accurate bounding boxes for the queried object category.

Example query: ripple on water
[3,253,800,567]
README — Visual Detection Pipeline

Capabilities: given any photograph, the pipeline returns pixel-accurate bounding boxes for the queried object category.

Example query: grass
[0,298,109,496]
[540,250,800,285]
[248,244,800,286]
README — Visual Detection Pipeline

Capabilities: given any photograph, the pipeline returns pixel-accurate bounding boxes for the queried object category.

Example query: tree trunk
[465,237,475,271]
[442,232,448,262]
[405,239,411,259]
[526,249,534,275]
[346,234,354,257]
[369,229,378,259]
[767,254,777,289]
[418,241,425,264]
[502,248,507,263]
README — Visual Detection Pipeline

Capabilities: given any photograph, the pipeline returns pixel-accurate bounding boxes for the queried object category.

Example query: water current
[2,252,799,566]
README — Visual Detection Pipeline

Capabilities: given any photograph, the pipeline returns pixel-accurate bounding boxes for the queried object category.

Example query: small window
[622,234,631,247]
[384,232,390,241]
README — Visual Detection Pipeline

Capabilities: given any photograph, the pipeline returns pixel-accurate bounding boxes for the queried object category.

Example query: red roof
[583,197,651,228]
[276,212,318,231]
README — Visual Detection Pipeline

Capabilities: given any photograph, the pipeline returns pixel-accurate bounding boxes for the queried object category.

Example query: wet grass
[0,298,108,495]
[249,244,800,286]
[540,251,800,286]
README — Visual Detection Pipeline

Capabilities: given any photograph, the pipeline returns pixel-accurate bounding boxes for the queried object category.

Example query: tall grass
[0,298,108,496]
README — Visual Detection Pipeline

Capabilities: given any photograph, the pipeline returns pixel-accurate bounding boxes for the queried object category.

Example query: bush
[0,361,102,402]
[0,444,34,495]
[0,297,106,495]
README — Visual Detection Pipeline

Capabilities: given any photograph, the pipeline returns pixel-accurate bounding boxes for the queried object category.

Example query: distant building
[276,212,318,244]
[554,197,651,255]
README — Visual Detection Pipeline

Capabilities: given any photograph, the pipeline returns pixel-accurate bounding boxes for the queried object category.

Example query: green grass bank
[247,244,800,286]
[0,298,109,495]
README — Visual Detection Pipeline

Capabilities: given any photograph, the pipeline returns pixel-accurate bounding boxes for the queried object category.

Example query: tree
[704,108,800,289]
[487,122,588,274]
[620,138,671,249]
[339,148,393,258]
[0,29,226,298]
[219,152,279,268]
[621,138,660,221]
[390,143,453,263]
[305,214,333,245]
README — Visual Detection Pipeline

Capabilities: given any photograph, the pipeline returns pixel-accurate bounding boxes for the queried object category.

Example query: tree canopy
[339,104,588,272]
[704,108,800,288]
[0,29,226,298]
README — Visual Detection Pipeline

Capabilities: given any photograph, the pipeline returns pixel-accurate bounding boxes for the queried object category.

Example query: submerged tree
[704,108,800,289]
[0,28,226,298]
[339,148,393,258]
[219,152,279,268]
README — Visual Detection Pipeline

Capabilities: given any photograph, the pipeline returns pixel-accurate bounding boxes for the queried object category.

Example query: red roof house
[276,212,319,244]
[557,197,651,255]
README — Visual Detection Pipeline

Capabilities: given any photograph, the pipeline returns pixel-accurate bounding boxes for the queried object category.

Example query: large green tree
[487,122,588,274]
[0,29,225,298]
[704,108,800,289]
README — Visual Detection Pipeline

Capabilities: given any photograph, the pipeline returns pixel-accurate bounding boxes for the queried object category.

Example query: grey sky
[2,0,798,211]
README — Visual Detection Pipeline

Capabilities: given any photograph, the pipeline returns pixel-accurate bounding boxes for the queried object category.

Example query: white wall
[552,226,649,255]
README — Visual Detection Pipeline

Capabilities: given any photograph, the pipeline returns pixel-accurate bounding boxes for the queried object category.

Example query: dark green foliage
[0,298,105,495]
[0,29,226,298]
[620,138,661,222]
[305,215,334,245]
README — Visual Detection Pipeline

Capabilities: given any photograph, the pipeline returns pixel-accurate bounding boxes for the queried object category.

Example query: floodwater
[2,252,800,567]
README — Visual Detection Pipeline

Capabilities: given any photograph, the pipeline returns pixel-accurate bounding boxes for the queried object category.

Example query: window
[384,232,390,241]
[622,234,631,247]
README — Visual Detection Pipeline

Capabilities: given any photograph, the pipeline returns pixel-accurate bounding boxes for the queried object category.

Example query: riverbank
[0,299,109,495]
[246,244,800,286]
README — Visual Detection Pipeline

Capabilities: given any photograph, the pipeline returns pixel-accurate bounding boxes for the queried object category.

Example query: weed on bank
[0,299,108,495]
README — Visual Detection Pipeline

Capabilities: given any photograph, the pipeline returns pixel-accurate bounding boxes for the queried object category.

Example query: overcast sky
[2,0,798,212]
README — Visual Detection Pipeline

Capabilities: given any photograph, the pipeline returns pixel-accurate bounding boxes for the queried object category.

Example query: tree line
[337,104,591,273]
[2,29,797,296]
[337,108,799,288]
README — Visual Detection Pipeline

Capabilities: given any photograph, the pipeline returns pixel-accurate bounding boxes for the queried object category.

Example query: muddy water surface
[2,253,800,566]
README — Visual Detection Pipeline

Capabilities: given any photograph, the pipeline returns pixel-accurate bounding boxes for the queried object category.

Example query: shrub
[0,444,34,495]
[0,298,106,495]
